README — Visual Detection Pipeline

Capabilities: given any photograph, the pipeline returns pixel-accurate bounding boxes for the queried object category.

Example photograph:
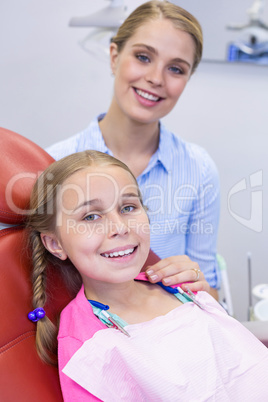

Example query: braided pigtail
[31,231,58,365]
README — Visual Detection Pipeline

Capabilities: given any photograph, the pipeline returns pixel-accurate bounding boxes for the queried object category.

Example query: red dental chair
[0,128,160,402]
[0,128,68,401]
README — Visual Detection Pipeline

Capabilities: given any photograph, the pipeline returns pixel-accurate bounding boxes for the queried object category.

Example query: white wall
[1,0,268,321]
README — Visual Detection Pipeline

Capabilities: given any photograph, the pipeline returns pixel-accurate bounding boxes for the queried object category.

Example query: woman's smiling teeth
[135,88,161,102]
[102,248,135,258]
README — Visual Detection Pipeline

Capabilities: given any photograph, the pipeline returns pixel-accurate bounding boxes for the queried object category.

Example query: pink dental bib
[63,292,268,401]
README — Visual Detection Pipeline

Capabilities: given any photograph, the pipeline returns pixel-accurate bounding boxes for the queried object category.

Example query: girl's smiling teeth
[134,88,162,102]
[102,247,136,258]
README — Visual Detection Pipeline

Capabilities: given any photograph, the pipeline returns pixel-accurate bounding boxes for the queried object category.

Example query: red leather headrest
[0,128,54,224]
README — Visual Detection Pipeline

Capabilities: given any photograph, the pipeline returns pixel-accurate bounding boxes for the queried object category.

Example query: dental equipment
[157,282,206,310]
[89,299,130,337]
[226,0,268,62]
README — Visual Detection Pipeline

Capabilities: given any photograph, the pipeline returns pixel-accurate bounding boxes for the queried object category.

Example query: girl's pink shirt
[57,273,155,401]
[58,285,105,401]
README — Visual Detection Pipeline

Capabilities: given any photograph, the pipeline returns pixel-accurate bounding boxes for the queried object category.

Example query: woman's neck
[99,102,160,177]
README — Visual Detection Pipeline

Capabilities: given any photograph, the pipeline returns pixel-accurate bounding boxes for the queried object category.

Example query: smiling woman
[108,19,195,125]
[46,1,220,299]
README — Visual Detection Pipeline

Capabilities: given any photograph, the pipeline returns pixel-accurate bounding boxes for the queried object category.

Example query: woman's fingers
[180,280,210,294]
[145,255,199,284]
[145,255,218,298]
[145,255,211,294]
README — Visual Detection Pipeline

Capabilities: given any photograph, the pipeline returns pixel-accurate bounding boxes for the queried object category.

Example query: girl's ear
[110,42,119,74]
[40,233,67,260]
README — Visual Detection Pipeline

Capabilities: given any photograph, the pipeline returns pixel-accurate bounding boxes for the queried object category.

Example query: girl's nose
[107,214,130,238]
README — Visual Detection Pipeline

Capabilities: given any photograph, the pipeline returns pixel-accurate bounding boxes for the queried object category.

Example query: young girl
[46,1,220,299]
[28,150,268,401]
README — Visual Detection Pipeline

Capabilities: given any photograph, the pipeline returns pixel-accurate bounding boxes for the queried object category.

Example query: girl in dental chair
[28,150,268,401]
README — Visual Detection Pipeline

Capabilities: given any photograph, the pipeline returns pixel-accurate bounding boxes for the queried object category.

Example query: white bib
[63,292,268,401]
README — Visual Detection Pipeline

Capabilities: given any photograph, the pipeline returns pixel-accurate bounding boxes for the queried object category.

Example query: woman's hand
[145,255,218,300]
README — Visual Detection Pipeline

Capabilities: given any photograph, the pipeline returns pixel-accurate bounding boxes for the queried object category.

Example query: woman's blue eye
[136,54,150,63]
[84,214,100,221]
[121,206,134,213]
[169,66,183,74]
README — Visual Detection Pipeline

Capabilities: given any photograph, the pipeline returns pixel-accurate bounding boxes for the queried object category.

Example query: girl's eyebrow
[121,193,140,199]
[72,194,139,213]
[132,43,191,68]
[72,199,102,212]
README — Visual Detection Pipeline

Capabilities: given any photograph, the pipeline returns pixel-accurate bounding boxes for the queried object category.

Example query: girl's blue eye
[84,214,100,221]
[121,206,134,213]
[136,54,150,63]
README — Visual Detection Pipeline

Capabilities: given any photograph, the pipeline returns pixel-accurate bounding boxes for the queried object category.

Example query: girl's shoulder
[58,286,106,343]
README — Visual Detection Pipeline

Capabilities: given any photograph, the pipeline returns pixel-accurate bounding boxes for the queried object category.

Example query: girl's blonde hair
[27,150,143,364]
[111,0,203,74]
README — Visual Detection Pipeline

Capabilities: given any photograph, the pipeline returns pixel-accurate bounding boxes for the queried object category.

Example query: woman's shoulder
[45,114,105,161]
[160,123,218,177]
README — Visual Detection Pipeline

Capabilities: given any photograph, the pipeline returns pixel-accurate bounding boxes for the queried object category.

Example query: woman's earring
[58,254,62,258]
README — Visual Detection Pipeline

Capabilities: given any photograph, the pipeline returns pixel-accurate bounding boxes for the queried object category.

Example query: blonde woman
[47,1,220,298]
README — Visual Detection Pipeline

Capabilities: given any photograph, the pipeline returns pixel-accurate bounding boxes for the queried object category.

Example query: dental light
[227,0,268,31]
[69,0,127,28]
[69,0,127,61]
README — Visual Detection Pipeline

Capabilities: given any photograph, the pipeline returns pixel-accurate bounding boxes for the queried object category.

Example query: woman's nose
[145,64,164,86]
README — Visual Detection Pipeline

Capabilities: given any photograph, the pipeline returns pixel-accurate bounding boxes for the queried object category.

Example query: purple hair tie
[28,308,46,322]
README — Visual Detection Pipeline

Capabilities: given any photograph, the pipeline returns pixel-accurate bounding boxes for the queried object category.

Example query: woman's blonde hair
[111,0,203,74]
[27,150,143,364]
